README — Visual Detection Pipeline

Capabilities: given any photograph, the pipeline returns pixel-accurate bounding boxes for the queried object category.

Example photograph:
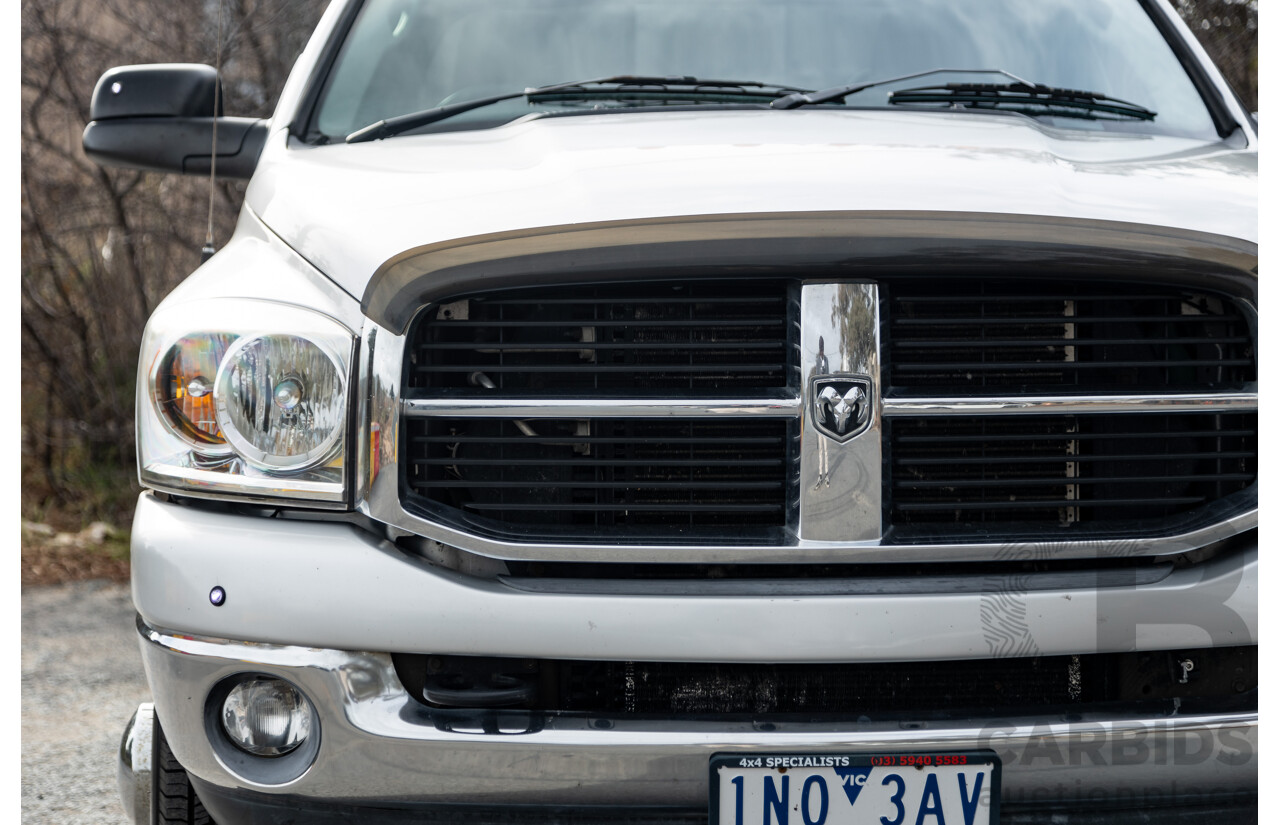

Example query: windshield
[312,0,1218,141]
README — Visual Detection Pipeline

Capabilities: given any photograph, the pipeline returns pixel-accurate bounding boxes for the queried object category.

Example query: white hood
[245,108,1257,299]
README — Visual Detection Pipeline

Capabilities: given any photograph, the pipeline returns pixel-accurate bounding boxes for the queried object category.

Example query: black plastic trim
[82,116,267,179]
[190,780,707,825]
[90,64,223,120]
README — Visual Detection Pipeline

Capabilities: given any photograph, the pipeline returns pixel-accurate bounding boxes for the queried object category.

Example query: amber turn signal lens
[154,333,236,454]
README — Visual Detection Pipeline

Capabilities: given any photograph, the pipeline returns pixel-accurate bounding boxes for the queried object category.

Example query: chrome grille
[392,275,1255,556]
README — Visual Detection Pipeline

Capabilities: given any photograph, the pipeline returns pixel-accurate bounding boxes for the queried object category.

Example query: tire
[153,721,214,825]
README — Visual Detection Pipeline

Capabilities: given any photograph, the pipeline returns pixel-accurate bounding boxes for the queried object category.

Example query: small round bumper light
[220,676,312,757]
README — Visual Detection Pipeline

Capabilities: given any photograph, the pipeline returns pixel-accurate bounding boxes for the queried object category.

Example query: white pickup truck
[85,0,1256,822]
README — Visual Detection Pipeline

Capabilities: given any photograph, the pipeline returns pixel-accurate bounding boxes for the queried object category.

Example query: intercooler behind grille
[885,281,1255,394]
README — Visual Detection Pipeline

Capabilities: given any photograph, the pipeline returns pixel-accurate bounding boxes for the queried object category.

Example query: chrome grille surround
[357,278,1257,564]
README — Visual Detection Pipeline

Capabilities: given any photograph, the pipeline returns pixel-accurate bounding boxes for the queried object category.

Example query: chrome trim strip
[402,396,802,418]
[365,498,1255,563]
[403,391,1257,420]
[498,564,1175,596]
[141,467,348,506]
[884,392,1258,417]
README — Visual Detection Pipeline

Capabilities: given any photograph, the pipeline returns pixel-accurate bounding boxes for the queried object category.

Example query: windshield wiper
[768,68,1155,122]
[887,82,1156,121]
[769,68,1039,109]
[346,75,811,143]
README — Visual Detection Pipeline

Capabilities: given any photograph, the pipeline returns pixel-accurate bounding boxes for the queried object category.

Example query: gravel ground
[22,580,150,824]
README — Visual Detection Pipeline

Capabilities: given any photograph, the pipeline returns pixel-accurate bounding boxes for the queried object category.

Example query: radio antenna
[200,0,224,263]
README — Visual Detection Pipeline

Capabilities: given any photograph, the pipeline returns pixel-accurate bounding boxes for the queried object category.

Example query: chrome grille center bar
[402,397,802,418]
[882,393,1258,416]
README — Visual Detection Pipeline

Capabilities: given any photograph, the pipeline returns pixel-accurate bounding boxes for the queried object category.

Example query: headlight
[215,334,347,472]
[138,299,356,505]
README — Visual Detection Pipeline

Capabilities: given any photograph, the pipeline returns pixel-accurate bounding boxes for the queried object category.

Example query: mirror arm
[82,117,268,180]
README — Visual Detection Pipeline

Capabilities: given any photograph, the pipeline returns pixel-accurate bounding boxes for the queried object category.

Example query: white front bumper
[130,494,1256,662]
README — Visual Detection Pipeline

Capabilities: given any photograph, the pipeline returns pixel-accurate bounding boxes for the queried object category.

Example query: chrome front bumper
[129,494,1258,818]
[138,620,1257,812]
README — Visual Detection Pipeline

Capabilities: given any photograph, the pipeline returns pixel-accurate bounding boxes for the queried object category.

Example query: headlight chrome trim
[137,298,357,508]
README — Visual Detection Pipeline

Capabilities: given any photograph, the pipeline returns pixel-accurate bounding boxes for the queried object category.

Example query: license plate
[710,751,1000,825]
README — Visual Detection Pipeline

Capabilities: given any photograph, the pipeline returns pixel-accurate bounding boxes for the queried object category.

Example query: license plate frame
[709,750,1001,825]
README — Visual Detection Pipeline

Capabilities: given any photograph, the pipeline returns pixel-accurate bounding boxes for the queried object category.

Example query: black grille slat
[895,474,1253,488]
[411,458,784,467]
[886,281,1254,395]
[421,318,786,327]
[897,450,1255,465]
[417,341,786,350]
[409,281,790,395]
[891,293,1245,304]
[405,417,790,534]
[890,314,1244,325]
[411,435,784,445]
[888,412,1256,537]
[893,360,1252,371]
[895,337,1250,347]
[463,503,783,513]
[895,429,1258,444]
[477,295,777,305]
[416,364,787,373]
[428,480,783,490]
[896,497,1208,512]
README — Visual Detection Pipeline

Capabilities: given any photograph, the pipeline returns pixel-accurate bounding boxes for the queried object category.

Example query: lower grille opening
[393,646,1256,717]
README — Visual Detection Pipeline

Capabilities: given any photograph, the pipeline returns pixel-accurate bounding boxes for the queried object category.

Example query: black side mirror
[82,64,268,179]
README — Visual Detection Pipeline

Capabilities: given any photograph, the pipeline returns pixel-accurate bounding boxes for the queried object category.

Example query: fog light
[221,677,312,757]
